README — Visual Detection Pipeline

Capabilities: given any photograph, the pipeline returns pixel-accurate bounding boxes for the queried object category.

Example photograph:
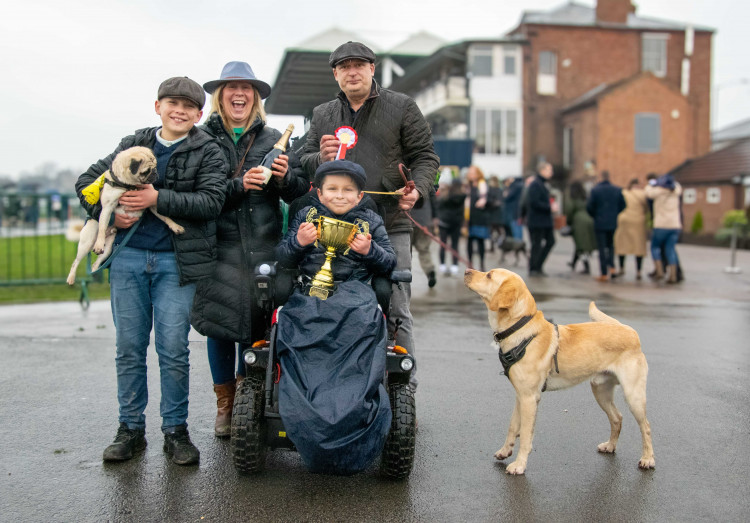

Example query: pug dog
[66,146,184,285]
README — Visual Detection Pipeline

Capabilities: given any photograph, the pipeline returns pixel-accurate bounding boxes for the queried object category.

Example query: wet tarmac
[1,240,749,522]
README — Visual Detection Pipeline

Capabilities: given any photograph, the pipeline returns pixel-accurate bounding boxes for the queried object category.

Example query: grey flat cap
[157,76,206,108]
[328,41,376,67]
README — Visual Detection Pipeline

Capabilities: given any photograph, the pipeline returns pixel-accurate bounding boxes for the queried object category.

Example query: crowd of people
[424,163,684,287]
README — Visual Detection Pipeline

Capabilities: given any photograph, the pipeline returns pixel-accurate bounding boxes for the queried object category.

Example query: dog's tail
[589,301,622,325]
[65,219,85,242]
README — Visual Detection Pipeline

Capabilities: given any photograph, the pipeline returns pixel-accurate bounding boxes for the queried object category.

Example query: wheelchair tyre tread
[380,383,416,479]
[231,372,267,474]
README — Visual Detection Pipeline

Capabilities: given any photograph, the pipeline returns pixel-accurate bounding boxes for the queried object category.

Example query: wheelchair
[231,262,417,479]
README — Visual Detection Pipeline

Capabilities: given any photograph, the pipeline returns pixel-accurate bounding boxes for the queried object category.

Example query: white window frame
[642,33,669,78]
[472,107,519,156]
[537,51,557,95]
[468,44,493,78]
[706,187,721,204]
[682,188,697,204]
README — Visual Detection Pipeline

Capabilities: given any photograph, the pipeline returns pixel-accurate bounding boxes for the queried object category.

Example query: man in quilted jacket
[301,41,440,388]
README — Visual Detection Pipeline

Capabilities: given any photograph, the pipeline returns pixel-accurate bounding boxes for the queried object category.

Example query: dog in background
[498,236,527,266]
[66,146,184,284]
[464,267,654,475]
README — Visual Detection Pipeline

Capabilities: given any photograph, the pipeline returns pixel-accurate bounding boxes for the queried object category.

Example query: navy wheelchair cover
[276,280,392,475]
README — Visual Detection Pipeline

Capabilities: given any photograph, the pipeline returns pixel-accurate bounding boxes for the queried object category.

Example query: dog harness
[494,316,560,383]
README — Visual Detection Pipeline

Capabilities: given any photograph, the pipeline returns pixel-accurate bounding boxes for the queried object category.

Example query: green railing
[0,191,97,308]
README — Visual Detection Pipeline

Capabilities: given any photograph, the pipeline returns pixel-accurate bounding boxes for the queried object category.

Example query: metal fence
[0,191,95,307]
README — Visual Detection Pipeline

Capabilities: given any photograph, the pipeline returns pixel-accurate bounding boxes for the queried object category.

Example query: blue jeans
[110,247,196,432]
[510,221,524,240]
[207,338,248,384]
[650,228,680,266]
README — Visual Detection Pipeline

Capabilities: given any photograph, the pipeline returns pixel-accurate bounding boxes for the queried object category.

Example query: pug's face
[111,146,158,185]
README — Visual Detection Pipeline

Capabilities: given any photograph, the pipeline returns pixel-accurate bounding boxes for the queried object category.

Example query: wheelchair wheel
[380,383,416,479]
[231,372,267,474]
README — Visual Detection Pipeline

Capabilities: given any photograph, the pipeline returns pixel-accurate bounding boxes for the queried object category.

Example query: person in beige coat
[614,178,649,280]
[645,174,683,283]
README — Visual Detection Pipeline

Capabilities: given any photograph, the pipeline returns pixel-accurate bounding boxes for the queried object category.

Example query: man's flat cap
[328,41,376,67]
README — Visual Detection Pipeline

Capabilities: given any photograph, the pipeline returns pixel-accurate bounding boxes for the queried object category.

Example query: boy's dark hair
[314,160,367,190]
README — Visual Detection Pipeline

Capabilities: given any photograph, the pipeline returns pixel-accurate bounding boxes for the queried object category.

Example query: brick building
[508,0,713,187]
[670,138,750,235]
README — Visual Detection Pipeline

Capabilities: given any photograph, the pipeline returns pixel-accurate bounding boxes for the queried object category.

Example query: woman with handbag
[190,61,309,437]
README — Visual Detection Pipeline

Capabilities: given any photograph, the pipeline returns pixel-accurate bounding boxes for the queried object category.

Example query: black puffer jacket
[190,114,310,343]
[301,82,440,234]
[74,126,227,285]
[276,195,396,282]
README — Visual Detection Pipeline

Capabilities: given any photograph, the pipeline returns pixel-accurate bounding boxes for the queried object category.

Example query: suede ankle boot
[666,264,679,284]
[213,381,236,438]
[650,260,664,280]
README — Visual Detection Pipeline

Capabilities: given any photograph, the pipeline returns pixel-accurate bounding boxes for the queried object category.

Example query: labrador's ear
[129,158,143,175]
[489,279,518,311]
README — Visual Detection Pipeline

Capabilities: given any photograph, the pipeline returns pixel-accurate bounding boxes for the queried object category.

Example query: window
[469,45,493,77]
[683,188,697,204]
[503,47,516,75]
[537,51,557,95]
[642,33,668,77]
[472,108,518,156]
[563,127,573,169]
[706,187,721,204]
[634,113,661,153]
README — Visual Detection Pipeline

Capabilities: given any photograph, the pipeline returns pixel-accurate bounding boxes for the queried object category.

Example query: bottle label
[260,166,273,186]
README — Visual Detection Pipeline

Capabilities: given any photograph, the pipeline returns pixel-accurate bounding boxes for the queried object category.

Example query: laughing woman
[190,61,309,437]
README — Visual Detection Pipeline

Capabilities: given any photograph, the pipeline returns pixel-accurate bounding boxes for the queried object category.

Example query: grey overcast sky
[1,0,749,179]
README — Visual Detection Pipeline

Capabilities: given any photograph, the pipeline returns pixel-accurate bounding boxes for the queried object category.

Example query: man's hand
[398,188,420,211]
[319,135,340,163]
[243,167,267,191]
[113,213,139,229]
[350,233,372,255]
[296,221,318,246]
[272,154,289,179]
[119,184,158,211]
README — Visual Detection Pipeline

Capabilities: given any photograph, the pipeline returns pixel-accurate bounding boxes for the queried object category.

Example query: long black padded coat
[74,126,227,285]
[190,114,310,344]
[300,81,440,234]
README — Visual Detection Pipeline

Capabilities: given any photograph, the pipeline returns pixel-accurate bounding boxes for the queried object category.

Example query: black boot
[163,425,200,465]
[103,422,147,462]
[427,270,436,288]
[581,259,590,274]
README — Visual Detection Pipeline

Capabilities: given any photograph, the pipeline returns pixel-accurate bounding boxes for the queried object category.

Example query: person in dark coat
[503,176,525,240]
[74,77,227,465]
[189,62,309,438]
[300,41,440,387]
[564,180,596,274]
[465,165,490,271]
[487,175,505,252]
[524,162,556,276]
[437,177,465,276]
[586,170,626,282]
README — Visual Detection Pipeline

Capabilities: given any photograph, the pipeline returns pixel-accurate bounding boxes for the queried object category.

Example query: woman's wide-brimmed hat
[203,61,272,99]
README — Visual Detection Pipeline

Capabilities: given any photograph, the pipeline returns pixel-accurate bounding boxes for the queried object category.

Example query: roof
[264,28,445,117]
[561,72,678,114]
[712,118,750,144]
[518,1,714,32]
[670,138,750,184]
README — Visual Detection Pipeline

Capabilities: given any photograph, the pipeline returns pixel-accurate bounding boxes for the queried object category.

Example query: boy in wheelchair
[250,159,409,476]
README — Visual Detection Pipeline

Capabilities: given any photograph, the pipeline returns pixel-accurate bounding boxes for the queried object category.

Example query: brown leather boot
[649,260,664,280]
[666,264,678,284]
[213,381,236,438]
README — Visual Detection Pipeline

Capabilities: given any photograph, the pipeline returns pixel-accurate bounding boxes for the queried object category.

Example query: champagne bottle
[259,124,295,186]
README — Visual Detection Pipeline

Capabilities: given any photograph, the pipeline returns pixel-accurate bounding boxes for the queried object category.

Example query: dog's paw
[505,461,526,475]
[170,224,185,235]
[638,456,655,470]
[93,242,105,255]
[494,447,513,461]
[66,275,76,286]
[597,441,616,454]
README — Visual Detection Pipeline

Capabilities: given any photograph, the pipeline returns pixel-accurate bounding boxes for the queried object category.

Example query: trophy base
[308,284,332,300]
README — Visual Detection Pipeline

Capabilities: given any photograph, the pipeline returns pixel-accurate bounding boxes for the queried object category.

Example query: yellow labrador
[464,268,655,475]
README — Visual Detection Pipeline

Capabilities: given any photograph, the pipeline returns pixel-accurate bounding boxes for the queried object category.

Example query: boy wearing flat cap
[74,76,227,466]
[276,159,395,284]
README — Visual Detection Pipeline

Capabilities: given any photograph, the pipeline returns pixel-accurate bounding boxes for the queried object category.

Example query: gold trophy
[306,208,368,300]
